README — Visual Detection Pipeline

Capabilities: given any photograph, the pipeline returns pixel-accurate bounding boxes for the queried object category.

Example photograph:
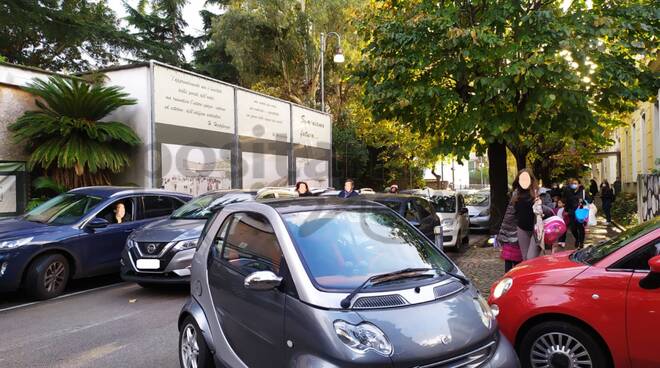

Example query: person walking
[295,181,313,197]
[589,179,599,201]
[564,178,586,248]
[512,169,543,261]
[613,177,622,199]
[497,197,522,273]
[600,180,615,224]
[338,179,359,198]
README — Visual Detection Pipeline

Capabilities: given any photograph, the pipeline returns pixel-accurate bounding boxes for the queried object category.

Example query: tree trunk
[513,148,528,172]
[488,141,509,235]
[431,166,442,189]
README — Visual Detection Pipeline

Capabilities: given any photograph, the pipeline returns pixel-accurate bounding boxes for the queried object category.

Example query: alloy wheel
[44,261,65,292]
[530,332,593,368]
[181,323,200,368]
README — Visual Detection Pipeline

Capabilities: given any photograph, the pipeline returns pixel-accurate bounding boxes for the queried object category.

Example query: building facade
[592,90,660,193]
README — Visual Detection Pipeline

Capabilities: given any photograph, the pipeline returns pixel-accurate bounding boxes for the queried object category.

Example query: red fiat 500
[489,218,660,368]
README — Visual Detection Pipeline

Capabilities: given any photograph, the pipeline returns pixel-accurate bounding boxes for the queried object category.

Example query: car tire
[179,316,214,368]
[519,321,611,368]
[25,253,70,300]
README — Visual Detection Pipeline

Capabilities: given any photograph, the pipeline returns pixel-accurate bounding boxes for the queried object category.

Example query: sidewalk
[570,216,623,249]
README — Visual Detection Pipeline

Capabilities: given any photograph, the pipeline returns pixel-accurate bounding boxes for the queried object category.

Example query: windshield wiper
[340,268,433,309]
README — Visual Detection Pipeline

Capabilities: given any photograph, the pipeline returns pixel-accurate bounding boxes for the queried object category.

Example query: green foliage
[612,192,638,227]
[356,0,659,165]
[27,176,67,211]
[123,0,193,66]
[9,77,140,188]
[0,0,135,71]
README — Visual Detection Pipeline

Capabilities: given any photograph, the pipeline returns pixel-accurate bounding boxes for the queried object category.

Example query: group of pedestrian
[294,178,362,198]
[497,170,620,273]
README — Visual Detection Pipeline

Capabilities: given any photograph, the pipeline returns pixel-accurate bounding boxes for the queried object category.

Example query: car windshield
[171,193,249,220]
[465,193,489,207]
[283,209,454,290]
[431,195,456,213]
[572,218,660,265]
[23,193,102,225]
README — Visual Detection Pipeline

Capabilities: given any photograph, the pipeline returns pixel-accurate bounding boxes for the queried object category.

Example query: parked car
[489,218,660,368]
[178,197,519,368]
[362,194,442,242]
[400,187,434,198]
[463,190,490,231]
[120,190,255,287]
[430,190,470,250]
[358,187,376,194]
[0,187,191,299]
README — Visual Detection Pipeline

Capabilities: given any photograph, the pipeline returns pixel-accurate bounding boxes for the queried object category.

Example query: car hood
[506,250,588,286]
[0,217,53,239]
[357,288,495,367]
[436,212,457,221]
[132,218,205,242]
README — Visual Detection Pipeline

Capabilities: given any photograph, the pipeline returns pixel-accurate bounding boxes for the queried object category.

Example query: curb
[611,221,626,231]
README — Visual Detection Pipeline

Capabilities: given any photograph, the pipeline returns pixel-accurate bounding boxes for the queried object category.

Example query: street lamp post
[320,32,344,112]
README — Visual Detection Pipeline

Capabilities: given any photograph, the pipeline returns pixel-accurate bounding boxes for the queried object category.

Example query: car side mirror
[640,255,660,290]
[244,271,283,291]
[86,217,109,230]
[649,255,660,273]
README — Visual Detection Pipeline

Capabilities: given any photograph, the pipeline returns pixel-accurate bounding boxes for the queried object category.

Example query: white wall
[101,66,153,187]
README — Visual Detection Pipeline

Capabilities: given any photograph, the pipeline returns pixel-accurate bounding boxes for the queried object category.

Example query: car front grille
[136,242,169,258]
[352,294,409,309]
[415,340,496,368]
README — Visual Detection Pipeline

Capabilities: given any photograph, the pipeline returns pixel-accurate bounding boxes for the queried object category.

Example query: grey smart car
[177,198,519,368]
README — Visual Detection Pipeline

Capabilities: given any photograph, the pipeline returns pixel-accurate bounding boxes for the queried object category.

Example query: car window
[464,193,489,206]
[573,218,660,265]
[24,193,102,225]
[404,201,419,222]
[142,196,183,219]
[211,216,233,255]
[415,198,432,219]
[379,201,402,213]
[96,199,134,224]
[221,212,282,274]
[432,195,456,213]
[283,209,454,291]
[615,238,660,271]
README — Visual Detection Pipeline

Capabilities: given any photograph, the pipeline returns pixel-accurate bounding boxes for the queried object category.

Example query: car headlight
[334,320,392,356]
[441,219,455,228]
[126,238,136,249]
[473,294,495,329]
[492,277,513,299]
[0,237,34,250]
[172,238,198,251]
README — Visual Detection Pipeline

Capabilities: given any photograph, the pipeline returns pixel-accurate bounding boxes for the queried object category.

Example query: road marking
[54,342,125,368]
[0,282,130,313]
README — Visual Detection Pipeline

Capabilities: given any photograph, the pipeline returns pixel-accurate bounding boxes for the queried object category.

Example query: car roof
[360,193,420,201]
[259,197,386,214]
[68,186,191,199]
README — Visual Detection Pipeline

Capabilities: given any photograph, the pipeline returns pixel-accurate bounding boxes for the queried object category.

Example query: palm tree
[9,76,141,188]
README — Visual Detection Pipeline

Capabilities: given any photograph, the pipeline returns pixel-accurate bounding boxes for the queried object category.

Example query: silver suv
[178,198,519,368]
[120,190,254,287]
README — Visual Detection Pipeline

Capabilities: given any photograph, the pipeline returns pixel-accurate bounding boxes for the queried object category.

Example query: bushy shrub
[611,192,638,227]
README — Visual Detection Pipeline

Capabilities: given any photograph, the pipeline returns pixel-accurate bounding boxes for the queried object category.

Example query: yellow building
[592,90,660,192]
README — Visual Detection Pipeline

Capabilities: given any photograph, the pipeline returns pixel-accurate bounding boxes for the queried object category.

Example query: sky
[107,0,222,62]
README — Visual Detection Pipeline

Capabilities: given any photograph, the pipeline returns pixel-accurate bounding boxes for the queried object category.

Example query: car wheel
[519,321,611,368]
[179,316,214,368]
[25,253,70,300]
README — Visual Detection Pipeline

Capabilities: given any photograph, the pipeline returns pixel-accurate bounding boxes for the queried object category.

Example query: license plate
[136,259,160,270]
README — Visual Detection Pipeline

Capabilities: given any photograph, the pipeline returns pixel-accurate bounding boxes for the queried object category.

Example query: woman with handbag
[512,169,543,260]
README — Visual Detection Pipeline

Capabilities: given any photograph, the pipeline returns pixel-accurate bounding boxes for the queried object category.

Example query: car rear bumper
[469,216,490,229]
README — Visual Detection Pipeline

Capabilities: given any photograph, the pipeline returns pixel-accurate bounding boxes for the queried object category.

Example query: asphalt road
[0,232,488,368]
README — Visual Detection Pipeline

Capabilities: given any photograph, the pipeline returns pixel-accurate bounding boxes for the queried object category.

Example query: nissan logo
[146,244,157,254]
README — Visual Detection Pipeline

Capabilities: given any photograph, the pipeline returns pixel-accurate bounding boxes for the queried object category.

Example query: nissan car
[121,190,255,287]
[177,197,518,368]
